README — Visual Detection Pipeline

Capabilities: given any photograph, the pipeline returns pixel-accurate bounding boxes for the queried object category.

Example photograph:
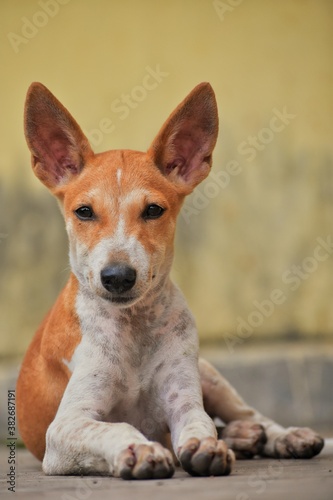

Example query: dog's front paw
[117,442,175,479]
[271,427,324,459]
[178,437,234,476]
[218,420,267,459]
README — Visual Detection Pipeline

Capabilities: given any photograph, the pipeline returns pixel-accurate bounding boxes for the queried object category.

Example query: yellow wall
[1,0,333,355]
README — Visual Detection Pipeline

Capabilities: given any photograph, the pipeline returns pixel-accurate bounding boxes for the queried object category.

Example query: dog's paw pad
[273,427,324,459]
[118,443,175,479]
[179,437,234,476]
[219,420,267,459]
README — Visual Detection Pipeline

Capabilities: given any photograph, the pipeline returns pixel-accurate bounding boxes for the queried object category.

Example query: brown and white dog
[17,82,324,479]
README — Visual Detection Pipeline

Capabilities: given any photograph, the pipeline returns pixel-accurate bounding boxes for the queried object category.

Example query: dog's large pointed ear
[148,83,218,193]
[24,82,94,190]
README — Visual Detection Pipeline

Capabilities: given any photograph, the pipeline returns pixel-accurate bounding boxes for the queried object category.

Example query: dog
[16,82,324,479]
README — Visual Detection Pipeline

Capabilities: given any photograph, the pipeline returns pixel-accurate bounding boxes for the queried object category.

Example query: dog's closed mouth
[106,296,135,304]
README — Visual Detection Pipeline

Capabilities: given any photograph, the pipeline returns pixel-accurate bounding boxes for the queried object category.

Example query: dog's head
[24,82,218,306]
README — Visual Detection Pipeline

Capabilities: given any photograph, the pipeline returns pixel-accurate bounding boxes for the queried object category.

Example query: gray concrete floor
[1,440,332,500]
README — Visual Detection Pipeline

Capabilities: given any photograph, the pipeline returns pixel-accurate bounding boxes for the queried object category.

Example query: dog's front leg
[161,357,234,476]
[43,369,174,479]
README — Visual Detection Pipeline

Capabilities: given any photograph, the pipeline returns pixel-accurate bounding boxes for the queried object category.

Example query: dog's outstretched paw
[218,420,267,459]
[270,427,324,459]
[178,437,234,476]
[117,442,175,479]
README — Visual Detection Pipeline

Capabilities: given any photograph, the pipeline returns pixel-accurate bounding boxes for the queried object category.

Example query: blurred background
[0,0,332,437]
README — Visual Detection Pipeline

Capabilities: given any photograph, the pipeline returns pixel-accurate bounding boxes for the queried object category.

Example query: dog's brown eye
[75,206,95,220]
[142,204,165,220]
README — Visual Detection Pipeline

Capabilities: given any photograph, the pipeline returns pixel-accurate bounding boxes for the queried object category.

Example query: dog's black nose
[100,264,137,294]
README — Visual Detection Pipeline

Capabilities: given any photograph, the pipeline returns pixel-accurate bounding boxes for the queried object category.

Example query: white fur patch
[62,356,75,373]
[88,215,150,295]
[119,188,151,206]
[116,168,122,187]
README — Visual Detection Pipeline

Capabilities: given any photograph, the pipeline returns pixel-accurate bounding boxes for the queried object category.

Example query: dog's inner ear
[148,83,218,193]
[24,83,93,190]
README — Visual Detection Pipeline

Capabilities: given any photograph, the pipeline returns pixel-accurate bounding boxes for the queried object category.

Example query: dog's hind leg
[199,358,324,459]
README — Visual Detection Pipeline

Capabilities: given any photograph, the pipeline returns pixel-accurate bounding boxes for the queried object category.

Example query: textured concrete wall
[1,0,333,356]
